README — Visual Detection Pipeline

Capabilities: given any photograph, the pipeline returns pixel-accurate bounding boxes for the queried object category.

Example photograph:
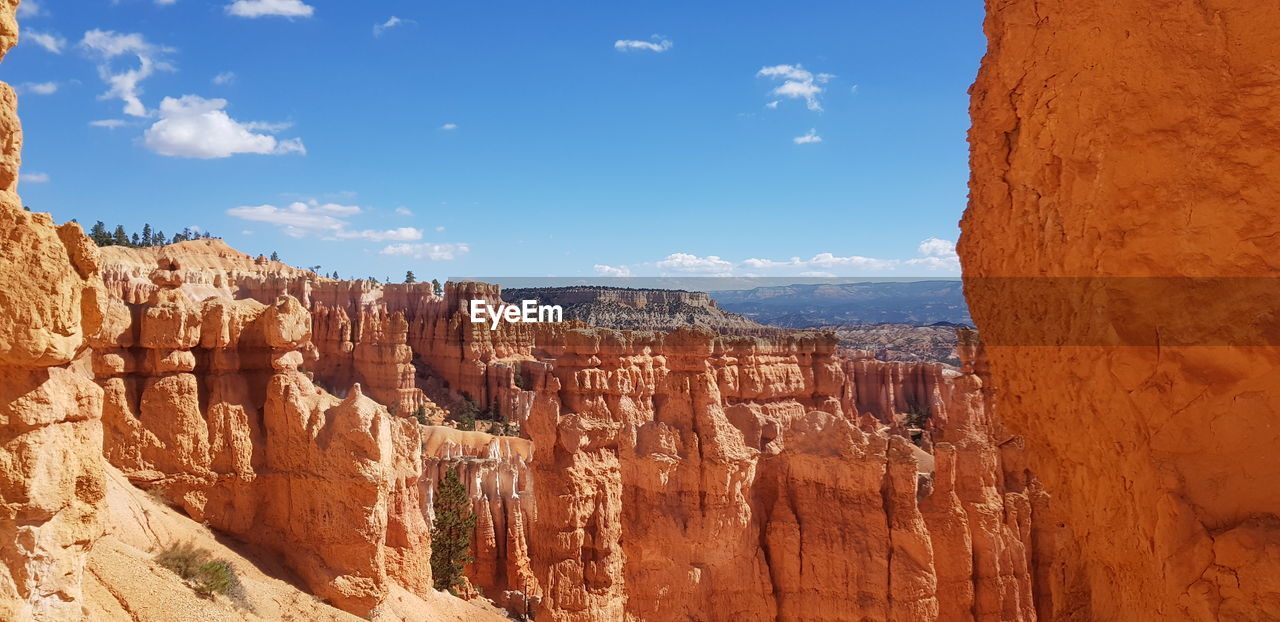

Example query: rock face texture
[0,2,107,618]
[89,259,435,617]
[819,324,961,365]
[93,240,1046,621]
[515,326,1038,622]
[421,427,539,614]
[961,1,1280,619]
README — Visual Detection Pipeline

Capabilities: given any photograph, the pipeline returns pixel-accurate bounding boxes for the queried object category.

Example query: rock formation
[961,0,1280,619]
[0,2,106,618]
[87,260,435,616]
[502,286,763,332]
[516,325,1038,621]
[90,236,1049,620]
[819,324,961,364]
[421,427,539,614]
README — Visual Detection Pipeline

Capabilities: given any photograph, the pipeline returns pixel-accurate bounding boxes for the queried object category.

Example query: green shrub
[155,542,245,604]
[192,560,241,598]
[448,399,480,431]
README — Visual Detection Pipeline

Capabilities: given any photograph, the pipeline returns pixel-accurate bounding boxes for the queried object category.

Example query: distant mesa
[711,280,971,327]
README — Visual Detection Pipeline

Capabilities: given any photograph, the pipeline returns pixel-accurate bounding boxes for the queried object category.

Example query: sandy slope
[85,465,507,622]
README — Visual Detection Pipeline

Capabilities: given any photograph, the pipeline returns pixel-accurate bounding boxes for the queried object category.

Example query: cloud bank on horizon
[593,238,961,278]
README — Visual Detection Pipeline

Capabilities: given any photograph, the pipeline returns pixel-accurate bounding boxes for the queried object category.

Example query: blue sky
[5,0,984,282]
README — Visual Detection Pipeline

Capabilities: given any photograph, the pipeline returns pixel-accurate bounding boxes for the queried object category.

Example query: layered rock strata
[95,242,1045,621]
[961,0,1280,619]
[0,2,106,618]
[515,326,1038,621]
[421,427,539,613]
[88,259,433,616]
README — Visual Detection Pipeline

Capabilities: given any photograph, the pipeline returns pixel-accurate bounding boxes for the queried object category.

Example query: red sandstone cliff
[516,326,1037,621]
[0,2,105,617]
[93,241,1045,621]
[961,0,1280,619]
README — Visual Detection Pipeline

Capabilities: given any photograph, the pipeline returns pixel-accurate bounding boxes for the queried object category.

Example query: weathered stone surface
[0,3,107,618]
[961,1,1280,619]
[94,241,1043,621]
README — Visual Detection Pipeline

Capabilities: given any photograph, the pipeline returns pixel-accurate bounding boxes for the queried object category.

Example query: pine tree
[141,224,153,247]
[405,270,416,284]
[430,468,475,593]
[130,232,140,247]
[431,278,442,296]
[111,225,129,247]
[154,230,166,246]
[270,251,279,262]
[89,221,108,246]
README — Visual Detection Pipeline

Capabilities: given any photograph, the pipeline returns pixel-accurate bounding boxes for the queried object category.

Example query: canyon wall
[95,245,1046,621]
[0,1,107,618]
[90,258,435,616]
[517,325,1038,621]
[421,427,539,614]
[961,0,1280,619]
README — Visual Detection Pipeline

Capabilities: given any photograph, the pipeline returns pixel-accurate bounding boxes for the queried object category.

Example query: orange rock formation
[88,256,435,616]
[0,3,106,617]
[961,1,1280,619]
[516,326,1038,621]
[91,242,1047,620]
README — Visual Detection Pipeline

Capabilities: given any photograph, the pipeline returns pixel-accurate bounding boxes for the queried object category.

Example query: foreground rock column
[962,1,1280,619]
[0,3,106,619]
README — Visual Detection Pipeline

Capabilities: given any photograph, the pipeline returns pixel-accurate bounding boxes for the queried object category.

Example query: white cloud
[20,172,50,183]
[90,119,127,129]
[593,264,632,277]
[20,82,58,95]
[227,200,425,242]
[17,1,41,17]
[212,71,236,85]
[395,207,413,216]
[904,237,960,270]
[793,128,822,144]
[440,123,457,130]
[225,0,314,18]
[599,239,961,277]
[25,30,65,53]
[765,101,778,110]
[435,226,445,232]
[80,29,174,117]
[917,237,955,257]
[655,253,734,275]
[379,243,470,260]
[757,63,832,112]
[374,16,414,36]
[144,95,305,158]
[614,35,673,53]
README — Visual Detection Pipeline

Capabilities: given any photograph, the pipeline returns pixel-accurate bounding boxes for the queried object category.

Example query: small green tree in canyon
[431,468,476,593]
